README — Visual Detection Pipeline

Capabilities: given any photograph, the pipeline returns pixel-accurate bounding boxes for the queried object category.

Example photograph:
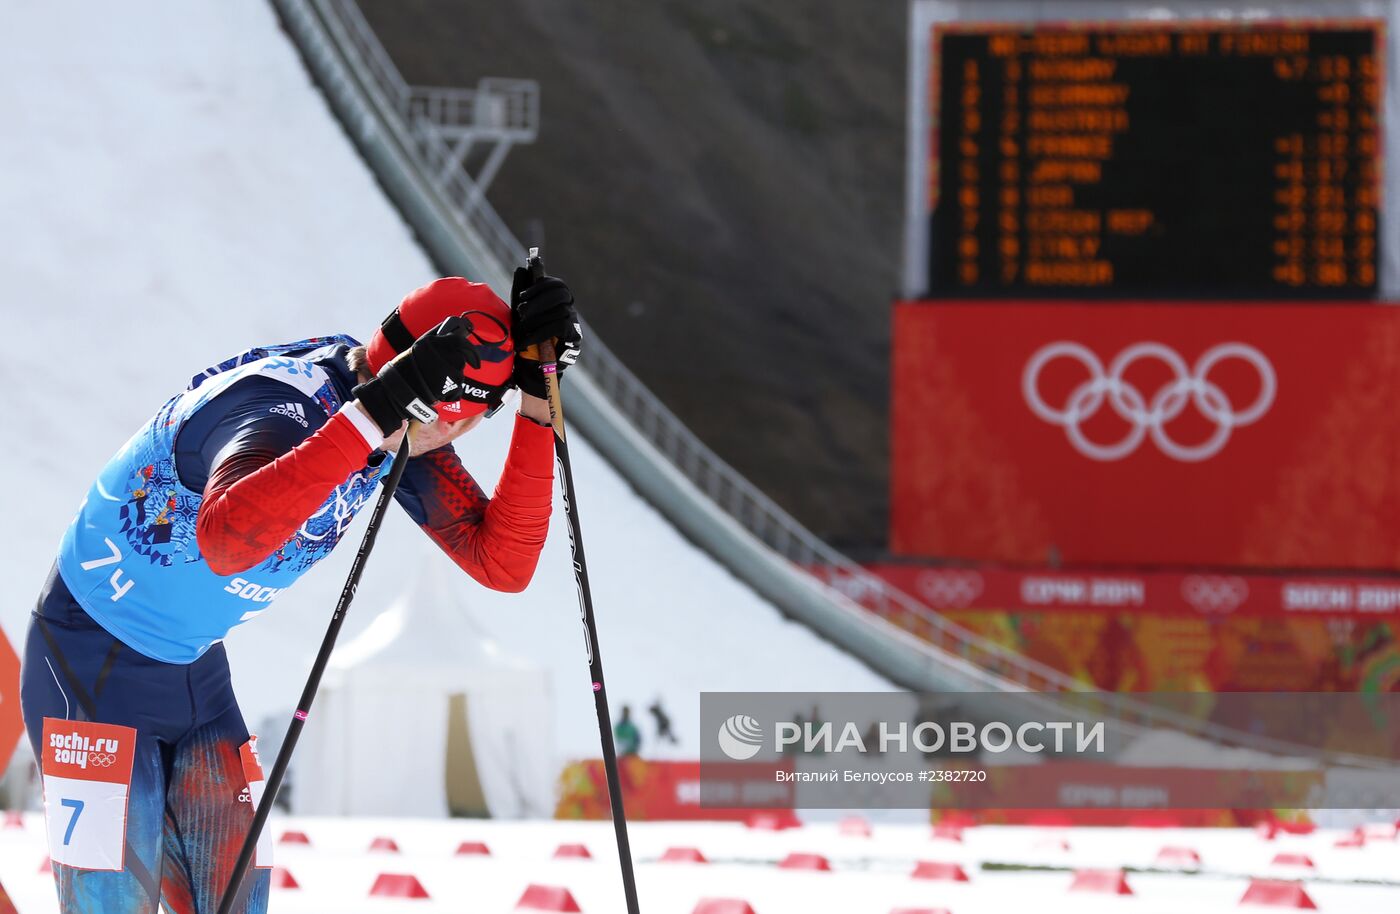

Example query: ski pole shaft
[528,248,641,913]
[217,432,413,914]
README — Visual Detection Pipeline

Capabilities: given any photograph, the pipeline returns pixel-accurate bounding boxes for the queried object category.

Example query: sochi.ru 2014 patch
[41,718,138,871]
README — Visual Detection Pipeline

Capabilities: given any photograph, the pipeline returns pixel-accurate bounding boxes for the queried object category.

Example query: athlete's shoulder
[186,335,360,400]
[241,354,335,399]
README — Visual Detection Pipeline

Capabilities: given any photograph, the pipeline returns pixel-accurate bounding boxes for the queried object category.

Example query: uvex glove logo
[441,377,492,401]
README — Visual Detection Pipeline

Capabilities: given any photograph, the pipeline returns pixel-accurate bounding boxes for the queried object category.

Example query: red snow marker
[745,811,800,831]
[1270,852,1314,869]
[778,852,831,871]
[2,811,22,830]
[691,901,757,914]
[278,830,311,845]
[1069,868,1134,895]
[368,873,430,899]
[1155,846,1202,867]
[660,847,708,863]
[930,823,964,842]
[38,856,52,875]
[911,860,970,882]
[369,836,400,853]
[270,867,300,890]
[0,877,16,914]
[553,843,593,859]
[839,815,872,837]
[1239,879,1317,909]
[1335,829,1365,848]
[515,884,583,912]
[1255,820,1279,841]
[455,840,491,856]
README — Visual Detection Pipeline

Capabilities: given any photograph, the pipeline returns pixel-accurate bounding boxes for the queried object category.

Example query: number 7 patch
[40,718,137,871]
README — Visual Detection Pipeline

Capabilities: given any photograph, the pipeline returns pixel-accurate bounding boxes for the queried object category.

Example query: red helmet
[367,278,514,420]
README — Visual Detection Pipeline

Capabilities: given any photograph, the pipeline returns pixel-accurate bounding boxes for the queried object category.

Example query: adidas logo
[442,376,458,395]
[269,402,308,427]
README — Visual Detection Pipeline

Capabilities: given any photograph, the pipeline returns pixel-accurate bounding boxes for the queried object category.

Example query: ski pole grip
[526,249,556,363]
[523,247,551,363]
[523,247,566,437]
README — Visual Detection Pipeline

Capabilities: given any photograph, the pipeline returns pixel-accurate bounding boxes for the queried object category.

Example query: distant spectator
[648,699,679,745]
[615,705,642,757]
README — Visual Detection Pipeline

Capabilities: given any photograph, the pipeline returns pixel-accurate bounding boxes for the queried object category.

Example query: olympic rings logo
[917,570,984,608]
[1022,341,1276,462]
[1181,575,1249,613]
[87,753,117,768]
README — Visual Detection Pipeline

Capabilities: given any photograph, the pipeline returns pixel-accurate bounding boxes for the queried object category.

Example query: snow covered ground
[0,0,891,784]
[3,814,1400,913]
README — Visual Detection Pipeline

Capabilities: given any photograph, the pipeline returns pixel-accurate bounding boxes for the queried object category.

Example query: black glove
[353,316,480,436]
[510,267,583,399]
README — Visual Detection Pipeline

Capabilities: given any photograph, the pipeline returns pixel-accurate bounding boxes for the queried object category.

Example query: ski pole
[217,429,413,914]
[527,248,642,913]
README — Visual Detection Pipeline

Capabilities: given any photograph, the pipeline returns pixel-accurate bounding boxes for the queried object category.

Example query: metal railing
[328,0,536,262]
[410,119,530,268]
[408,79,539,138]
[331,0,410,112]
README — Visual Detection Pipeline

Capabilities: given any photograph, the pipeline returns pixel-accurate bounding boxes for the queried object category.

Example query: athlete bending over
[20,270,580,913]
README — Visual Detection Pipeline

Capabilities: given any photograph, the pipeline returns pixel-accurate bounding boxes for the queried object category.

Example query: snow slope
[3,814,1399,914]
[0,0,891,774]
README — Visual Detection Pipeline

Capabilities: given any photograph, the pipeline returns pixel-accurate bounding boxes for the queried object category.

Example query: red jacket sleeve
[196,410,375,575]
[401,415,554,592]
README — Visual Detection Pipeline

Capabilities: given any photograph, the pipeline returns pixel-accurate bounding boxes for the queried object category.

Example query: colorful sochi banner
[892,302,1400,570]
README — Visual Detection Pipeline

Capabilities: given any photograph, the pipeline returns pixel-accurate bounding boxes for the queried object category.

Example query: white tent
[292,554,555,819]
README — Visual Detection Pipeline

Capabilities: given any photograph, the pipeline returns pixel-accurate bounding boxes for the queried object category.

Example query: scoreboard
[923,23,1382,298]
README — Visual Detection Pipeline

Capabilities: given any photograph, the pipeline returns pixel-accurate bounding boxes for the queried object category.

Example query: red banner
[846,563,1400,620]
[892,302,1400,570]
